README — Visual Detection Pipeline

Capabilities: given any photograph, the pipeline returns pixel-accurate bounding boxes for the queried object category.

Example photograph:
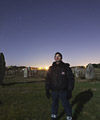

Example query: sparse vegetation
[0,74,100,120]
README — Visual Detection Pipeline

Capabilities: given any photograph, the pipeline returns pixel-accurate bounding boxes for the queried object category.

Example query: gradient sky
[0,0,100,67]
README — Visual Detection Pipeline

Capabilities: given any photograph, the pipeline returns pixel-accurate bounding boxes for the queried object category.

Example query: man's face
[54,54,62,62]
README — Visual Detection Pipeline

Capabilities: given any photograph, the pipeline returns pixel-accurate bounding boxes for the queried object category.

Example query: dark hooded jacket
[45,61,75,91]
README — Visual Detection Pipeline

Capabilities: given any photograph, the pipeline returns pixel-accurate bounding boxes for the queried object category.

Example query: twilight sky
[0,0,100,67]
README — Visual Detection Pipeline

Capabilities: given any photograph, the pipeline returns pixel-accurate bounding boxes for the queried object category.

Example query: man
[45,52,75,120]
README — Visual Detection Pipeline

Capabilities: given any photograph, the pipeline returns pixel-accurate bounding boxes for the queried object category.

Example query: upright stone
[75,67,80,78]
[24,68,28,78]
[0,52,6,85]
[85,63,95,80]
[28,67,31,77]
[74,66,85,79]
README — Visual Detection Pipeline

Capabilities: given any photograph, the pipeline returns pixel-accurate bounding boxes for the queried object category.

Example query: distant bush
[92,63,100,68]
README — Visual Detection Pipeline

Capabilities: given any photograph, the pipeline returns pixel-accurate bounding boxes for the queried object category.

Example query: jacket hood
[65,63,70,67]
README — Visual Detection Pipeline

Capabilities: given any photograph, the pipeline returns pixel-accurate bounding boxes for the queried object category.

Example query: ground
[0,74,100,120]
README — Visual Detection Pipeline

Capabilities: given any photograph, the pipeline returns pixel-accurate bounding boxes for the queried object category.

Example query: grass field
[0,74,100,120]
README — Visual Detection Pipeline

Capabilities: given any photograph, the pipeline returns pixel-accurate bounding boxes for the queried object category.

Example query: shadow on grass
[72,89,93,120]
[1,80,45,86]
[58,110,65,120]
[58,89,93,120]
[0,100,2,104]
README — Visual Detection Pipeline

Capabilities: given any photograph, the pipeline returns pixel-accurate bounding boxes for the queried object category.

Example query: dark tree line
[92,63,100,68]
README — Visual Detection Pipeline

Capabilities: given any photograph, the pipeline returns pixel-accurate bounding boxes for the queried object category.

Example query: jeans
[51,90,72,117]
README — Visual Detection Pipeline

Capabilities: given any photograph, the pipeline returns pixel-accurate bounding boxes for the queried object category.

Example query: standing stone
[73,66,85,79]
[0,53,6,85]
[75,67,80,78]
[94,68,100,80]
[24,68,28,78]
[28,67,31,77]
[31,70,34,77]
[33,69,37,74]
[85,63,95,80]
[71,67,76,75]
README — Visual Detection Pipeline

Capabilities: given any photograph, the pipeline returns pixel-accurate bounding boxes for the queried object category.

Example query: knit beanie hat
[55,52,63,59]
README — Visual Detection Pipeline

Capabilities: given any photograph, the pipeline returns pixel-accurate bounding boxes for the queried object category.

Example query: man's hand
[67,90,72,100]
[46,90,50,99]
